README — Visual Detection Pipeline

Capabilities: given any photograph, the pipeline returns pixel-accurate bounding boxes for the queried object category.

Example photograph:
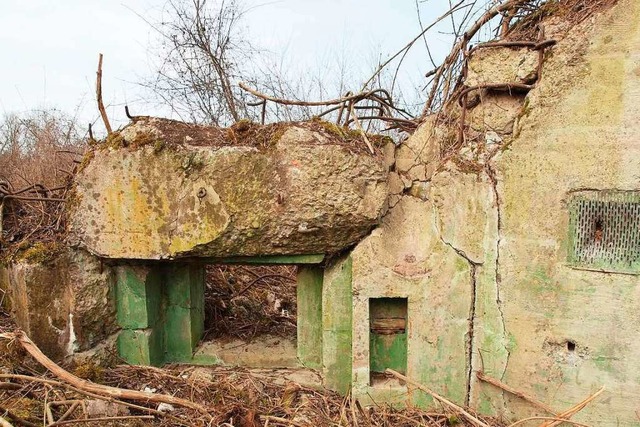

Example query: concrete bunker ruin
[2,1,640,425]
[62,118,388,388]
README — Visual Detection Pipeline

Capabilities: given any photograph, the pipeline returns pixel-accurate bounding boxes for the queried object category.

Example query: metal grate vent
[568,190,640,273]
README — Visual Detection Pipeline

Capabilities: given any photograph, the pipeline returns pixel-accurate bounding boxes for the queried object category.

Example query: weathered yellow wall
[348,1,640,424]
[486,0,640,423]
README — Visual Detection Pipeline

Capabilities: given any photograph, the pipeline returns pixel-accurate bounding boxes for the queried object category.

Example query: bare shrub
[0,109,85,249]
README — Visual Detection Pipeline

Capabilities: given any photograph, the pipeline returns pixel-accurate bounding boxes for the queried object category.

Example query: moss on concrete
[14,242,64,265]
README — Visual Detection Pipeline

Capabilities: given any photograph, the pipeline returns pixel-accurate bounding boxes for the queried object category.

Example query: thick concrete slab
[70,120,387,260]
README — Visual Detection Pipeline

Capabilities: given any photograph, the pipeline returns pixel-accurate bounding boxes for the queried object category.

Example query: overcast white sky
[0,1,461,133]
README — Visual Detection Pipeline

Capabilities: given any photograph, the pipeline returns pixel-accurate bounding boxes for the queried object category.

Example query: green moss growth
[16,242,63,265]
[73,361,105,382]
[1,397,42,420]
[180,152,205,176]
[309,117,393,150]
[77,150,95,173]
[447,415,461,425]
[233,118,253,132]
[153,139,166,153]
[128,130,165,151]
[104,129,167,152]
[311,117,348,138]
[105,132,126,149]
[268,125,287,145]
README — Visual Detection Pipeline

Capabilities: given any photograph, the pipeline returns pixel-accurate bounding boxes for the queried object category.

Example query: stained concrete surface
[71,123,388,260]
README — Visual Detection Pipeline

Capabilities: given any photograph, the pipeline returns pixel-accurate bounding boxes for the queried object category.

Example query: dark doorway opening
[199,264,299,367]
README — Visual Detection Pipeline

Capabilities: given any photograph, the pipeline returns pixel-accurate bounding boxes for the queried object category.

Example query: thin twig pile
[204,264,298,341]
[0,319,604,427]
[0,322,507,427]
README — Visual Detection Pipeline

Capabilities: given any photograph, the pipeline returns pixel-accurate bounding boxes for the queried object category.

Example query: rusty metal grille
[568,190,640,273]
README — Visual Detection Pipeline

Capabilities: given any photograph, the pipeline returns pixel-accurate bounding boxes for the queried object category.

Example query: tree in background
[0,109,84,245]
[145,0,254,125]
[141,0,541,130]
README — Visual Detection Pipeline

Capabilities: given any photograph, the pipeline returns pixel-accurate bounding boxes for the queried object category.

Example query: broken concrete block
[382,141,396,169]
[407,181,430,201]
[466,47,539,87]
[395,116,447,180]
[466,92,525,134]
[70,118,388,260]
[387,172,404,195]
[0,248,116,360]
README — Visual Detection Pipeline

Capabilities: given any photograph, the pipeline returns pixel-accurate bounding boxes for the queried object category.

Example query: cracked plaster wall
[350,1,640,424]
[350,113,501,408]
[489,1,640,424]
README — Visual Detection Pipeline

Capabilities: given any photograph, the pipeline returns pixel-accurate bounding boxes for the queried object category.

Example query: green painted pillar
[322,255,353,394]
[297,266,324,369]
[163,263,205,362]
[115,265,164,366]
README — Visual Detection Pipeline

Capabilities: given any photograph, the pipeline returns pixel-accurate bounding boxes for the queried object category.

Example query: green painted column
[115,265,164,366]
[322,255,353,394]
[163,263,205,362]
[297,266,324,369]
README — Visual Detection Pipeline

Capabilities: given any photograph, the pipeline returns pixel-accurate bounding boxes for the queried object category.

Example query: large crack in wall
[484,163,510,411]
[430,173,486,408]
[434,221,479,406]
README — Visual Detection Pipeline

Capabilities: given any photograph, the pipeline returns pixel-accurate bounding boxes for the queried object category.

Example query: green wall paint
[116,256,324,367]
[370,333,407,374]
[164,264,206,362]
[115,266,161,329]
[322,255,353,394]
[115,263,205,366]
[297,266,324,369]
[369,298,408,376]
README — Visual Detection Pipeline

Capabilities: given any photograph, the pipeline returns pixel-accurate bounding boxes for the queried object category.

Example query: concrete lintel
[210,254,325,265]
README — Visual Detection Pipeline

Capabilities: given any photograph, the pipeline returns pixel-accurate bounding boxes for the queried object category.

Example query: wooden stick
[508,417,590,427]
[477,371,557,415]
[0,415,13,427]
[54,401,82,423]
[96,53,112,135]
[239,82,390,108]
[0,332,211,418]
[385,369,491,427]
[540,387,604,427]
[349,103,375,154]
[0,382,22,391]
[48,415,154,426]
[0,374,63,387]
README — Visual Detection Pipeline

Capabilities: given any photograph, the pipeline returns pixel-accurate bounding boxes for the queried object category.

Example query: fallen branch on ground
[385,368,491,427]
[0,415,13,427]
[0,331,212,420]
